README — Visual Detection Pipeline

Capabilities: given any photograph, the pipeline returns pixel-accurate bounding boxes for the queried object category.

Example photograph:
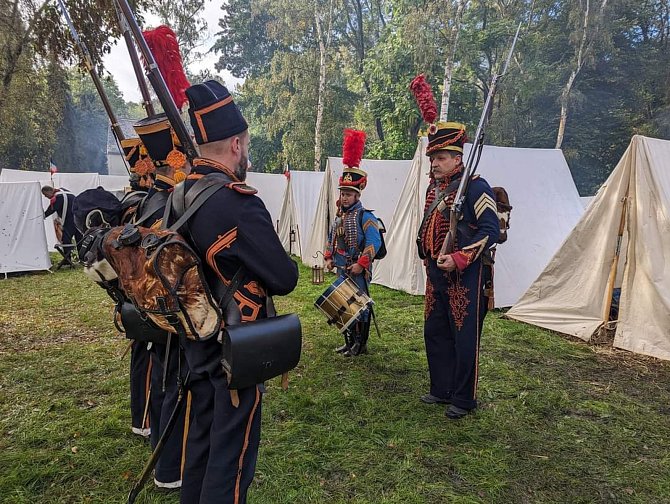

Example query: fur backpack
[492,186,512,244]
[80,176,230,342]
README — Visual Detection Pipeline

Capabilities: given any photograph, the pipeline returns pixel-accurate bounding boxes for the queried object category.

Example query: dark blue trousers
[130,341,151,432]
[179,336,262,504]
[424,259,490,410]
[149,339,188,484]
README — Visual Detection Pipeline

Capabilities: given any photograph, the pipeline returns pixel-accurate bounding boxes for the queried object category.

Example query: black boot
[336,331,353,354]
[344,323,364,357]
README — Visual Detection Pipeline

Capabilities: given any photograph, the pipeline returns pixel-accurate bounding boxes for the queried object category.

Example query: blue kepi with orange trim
[186,80,248,145]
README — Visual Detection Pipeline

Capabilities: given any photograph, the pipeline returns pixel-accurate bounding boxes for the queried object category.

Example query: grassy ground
[1,258,670,503]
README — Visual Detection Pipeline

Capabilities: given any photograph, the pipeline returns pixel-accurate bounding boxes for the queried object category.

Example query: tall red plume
[410,74,437,124]
[143,25,190,110]
[342,129,366,168]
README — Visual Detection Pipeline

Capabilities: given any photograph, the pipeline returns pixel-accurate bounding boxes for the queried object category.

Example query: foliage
[211,0,670,192]
[2,261,670,502]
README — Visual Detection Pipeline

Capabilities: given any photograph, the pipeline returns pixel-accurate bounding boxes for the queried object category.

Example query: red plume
[410,74,437,124]
[342,129,366,168]
[143,25,190,110]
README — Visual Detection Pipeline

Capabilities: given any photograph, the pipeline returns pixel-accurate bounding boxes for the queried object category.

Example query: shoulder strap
[417,177,461,239]
[162,173,234,232]
[134,191,169,226]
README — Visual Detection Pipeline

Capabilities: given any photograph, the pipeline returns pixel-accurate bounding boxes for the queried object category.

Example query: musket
[56,0,129,173]
[115,0,199,162]
[113,0,155,117]
[439,21,522,259]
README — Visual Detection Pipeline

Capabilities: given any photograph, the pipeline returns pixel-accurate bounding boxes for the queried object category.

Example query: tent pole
[602,194,628,323]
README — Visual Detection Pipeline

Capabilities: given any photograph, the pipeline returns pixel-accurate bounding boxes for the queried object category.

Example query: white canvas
[246,172,288,229]
[0,182,51,274]
[508,136,670,361]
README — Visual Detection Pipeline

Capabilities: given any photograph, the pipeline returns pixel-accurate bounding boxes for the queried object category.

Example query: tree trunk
[440,0,467,121]
[313,0,334,172]
[314,33,327,171]
[555,0,608,149]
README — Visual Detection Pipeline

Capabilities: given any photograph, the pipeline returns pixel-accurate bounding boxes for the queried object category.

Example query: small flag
[49,158,58,175]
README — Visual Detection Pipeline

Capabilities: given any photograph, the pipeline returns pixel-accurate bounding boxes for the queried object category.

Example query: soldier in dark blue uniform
[114,137,155,441]
[175,81,298,503]
[417,121,499,419]
[324,129,382,356]
[132,114,191,489]
[42,185,81,266]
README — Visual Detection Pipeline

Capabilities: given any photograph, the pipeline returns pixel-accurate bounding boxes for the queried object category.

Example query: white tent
[0,169,127,251]
[246,172,288,230]
[580,195,594,208]
[302,157,412,267]
[0,169,57,251]
[507,135,670,361]
[0,182,51,275]
[277,171,325,259]
[98,174,130,199]
[373,138,585,307]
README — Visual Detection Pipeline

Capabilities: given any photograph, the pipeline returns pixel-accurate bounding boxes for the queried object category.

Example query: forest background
[2,0,669,195]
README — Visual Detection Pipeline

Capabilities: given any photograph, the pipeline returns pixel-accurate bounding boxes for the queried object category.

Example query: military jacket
[324,200,382,273]
[419,169,499,275]
[44,188,76,231]
[182,158,298,322]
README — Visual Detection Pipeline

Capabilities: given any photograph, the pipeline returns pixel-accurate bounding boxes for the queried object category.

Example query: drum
[314,276,373,333]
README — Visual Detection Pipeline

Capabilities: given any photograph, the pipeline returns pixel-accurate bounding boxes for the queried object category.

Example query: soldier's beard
[235,155,248,181]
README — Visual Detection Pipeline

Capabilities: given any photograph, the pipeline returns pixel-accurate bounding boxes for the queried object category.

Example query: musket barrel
[115,0,199,161]
[114,0,155,117]
[56,0,129,173]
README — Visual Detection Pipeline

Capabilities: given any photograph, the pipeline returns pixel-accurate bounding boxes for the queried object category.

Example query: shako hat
[338,129,367,193]
[410,74,468,156]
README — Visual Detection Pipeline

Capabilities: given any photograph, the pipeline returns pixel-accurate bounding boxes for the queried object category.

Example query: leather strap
[134,191,169,226]
[161,173,234,233]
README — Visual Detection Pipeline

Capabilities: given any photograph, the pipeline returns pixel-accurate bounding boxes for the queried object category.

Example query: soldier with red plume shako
[411,74,499,419]
[324,129,383,356]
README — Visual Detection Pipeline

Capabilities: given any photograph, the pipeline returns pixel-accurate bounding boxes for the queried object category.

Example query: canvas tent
[0,182,51,275]
[373,138,585,307]
[277,171,324,259]
[0,169,129,251]
[580,196,594,208]
[302,157,412,267]
[507,135,670,361]
[246,172,288,229]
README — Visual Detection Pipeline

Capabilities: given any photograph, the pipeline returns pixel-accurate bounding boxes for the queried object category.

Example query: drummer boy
[324,129,382,357]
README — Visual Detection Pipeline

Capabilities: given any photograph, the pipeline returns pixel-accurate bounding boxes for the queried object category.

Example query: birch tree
[555,0,609,148]
[313,0,335,171]
[440,0,468,121]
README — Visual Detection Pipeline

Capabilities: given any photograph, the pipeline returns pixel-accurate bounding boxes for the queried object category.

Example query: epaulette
[226,182,258,195]
[471,174,480,180]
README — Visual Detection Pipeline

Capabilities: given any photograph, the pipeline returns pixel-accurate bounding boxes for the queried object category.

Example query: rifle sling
[417,177,461,243]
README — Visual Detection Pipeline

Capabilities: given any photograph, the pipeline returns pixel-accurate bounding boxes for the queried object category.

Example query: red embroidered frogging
[446,278,470,330]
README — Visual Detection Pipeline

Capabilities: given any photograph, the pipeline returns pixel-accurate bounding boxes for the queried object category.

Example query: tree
[213,0,283,78]
[313,0,336,171]
[0,0,154,115]
[555,0,610,148]
[153,0,207,67]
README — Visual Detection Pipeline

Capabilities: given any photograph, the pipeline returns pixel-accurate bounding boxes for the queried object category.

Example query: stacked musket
[56,3,197,501]
[56,0,198,189]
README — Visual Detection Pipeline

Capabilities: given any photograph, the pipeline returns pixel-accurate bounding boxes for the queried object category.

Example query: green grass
[1,257,670,503]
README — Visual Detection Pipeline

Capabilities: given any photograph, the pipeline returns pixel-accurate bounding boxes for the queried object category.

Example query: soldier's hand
[325,259,334,271]
[348,263,364,275]
[436,254,457,272]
